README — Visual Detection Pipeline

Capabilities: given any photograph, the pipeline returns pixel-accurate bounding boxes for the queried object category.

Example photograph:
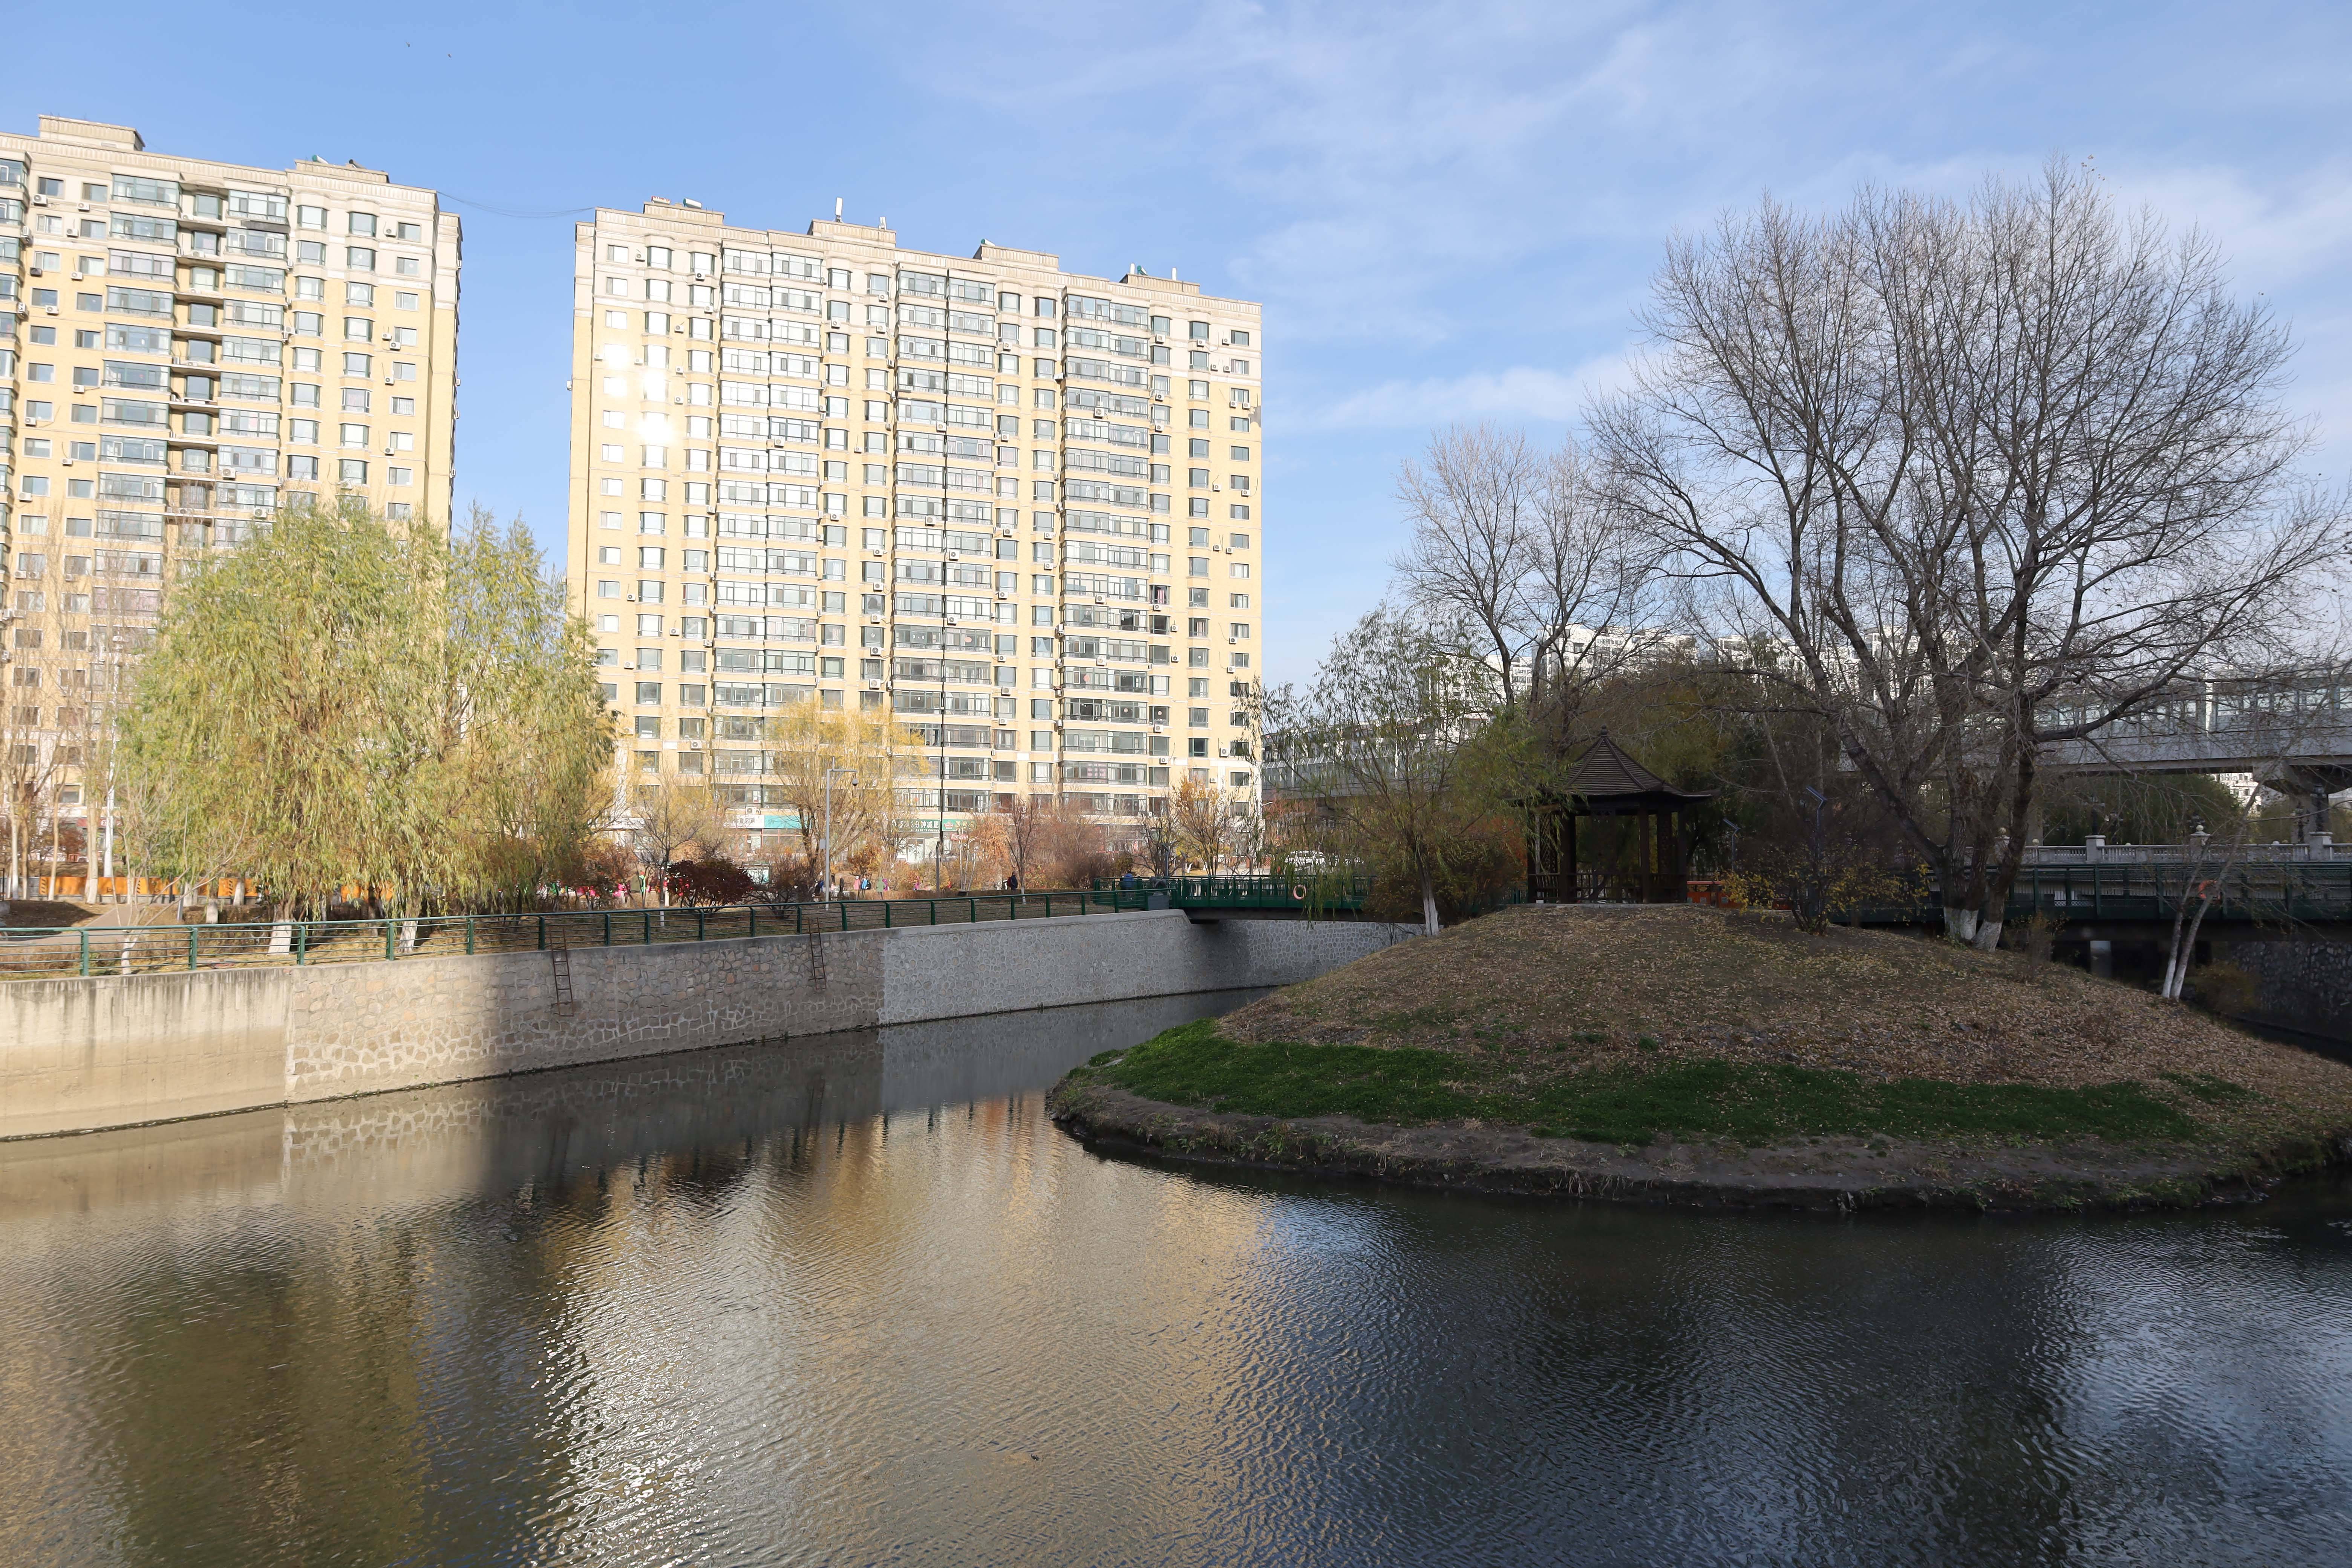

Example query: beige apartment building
[567,200,1262,854]
[0,115,459,830]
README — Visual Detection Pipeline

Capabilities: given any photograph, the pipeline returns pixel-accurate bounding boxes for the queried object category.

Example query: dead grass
[1217,904,2352,1145]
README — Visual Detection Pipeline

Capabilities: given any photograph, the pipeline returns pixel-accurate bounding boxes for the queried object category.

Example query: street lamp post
[821,766,856,903]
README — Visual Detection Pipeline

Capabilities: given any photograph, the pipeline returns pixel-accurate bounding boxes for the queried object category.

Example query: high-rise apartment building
[567,201,1262,854]
[0,115,460,815]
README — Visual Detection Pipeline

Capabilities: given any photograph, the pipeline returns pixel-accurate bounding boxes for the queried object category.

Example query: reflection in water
[1,989,2349,1566]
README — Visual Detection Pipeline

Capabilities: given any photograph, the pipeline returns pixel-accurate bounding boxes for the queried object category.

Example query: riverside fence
[0,891,1151,982]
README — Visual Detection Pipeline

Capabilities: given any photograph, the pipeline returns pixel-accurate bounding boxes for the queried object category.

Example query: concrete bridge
[2036,669,2352,835]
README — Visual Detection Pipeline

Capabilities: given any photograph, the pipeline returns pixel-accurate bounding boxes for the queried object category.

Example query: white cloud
[1300,354,1640,431]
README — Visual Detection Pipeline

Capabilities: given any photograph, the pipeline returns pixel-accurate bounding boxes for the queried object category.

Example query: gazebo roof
[1532,730,1714,815]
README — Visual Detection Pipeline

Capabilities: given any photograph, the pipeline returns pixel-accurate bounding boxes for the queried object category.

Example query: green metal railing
[1161,874,1375,910]
[1845,862,2352,927]
[0,891,1150,983]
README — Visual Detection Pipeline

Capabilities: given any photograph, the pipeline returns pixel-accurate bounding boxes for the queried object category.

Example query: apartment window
[1230,446,1250,461]
[343,317,372,341]
[340,423,368,447]
[1189,380,1208,400]
[339,459,368,484]
[1188,557,1208,577]
[1230,533,1251,549]
[396,256,422,278]
[342,388,371,412]
[349,213,377,237]
[346,282,375,306]
[344,353,371,376]
[599,546,623,566]
[635,683,662,706]
[1188,499,1209,518]
[1230,562,1251,579]
[297,205,326,229]
[347,248,375,272]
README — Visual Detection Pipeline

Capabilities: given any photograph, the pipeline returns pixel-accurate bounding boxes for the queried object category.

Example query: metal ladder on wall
[549,939,574,1006]
[805,931,828,991]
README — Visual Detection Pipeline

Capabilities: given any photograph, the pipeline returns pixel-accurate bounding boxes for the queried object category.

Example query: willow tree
[121,498,611,916]
[764,702,924,880]
[1266,608,1502,934]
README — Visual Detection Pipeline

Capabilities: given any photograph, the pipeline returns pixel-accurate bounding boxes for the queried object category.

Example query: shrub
[668,857,756,906]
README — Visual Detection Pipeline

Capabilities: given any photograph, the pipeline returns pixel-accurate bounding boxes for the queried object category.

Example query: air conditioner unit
[31,195,48,206]
[69,271,83,282]
[78,202,90,213]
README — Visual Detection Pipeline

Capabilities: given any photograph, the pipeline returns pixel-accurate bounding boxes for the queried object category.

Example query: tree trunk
[2169,897,2217,1004]
[1419,865,1440,936]
[1942,905,1980,944]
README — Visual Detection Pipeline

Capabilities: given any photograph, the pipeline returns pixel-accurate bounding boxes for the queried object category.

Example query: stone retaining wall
[0,911,1409,1140]
[2222,937,2352,1044]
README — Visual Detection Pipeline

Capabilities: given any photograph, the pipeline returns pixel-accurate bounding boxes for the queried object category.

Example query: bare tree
[1136,800,1179,880]
[1167,773,1237,874]
[998,795,1058,895]
[1593,162,2346,949]
[624,775,731,905]
[1395,424,1666,739]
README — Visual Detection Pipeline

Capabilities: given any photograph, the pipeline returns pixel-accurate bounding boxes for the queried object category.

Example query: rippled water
[2,989,2350,1566]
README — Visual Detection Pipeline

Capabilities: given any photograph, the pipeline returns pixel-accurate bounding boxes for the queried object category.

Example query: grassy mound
[1064,906,2352,1161]
[1091,1021,2214,1147]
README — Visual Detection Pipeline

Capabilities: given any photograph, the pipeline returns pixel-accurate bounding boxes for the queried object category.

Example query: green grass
[1078,1020,2217,1148]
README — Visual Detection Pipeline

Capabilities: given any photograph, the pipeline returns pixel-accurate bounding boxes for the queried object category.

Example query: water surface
[2,990,2348,1566]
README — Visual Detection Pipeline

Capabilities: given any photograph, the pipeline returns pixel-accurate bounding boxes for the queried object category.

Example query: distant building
[0,115,460,821]
[565,200,1263,847]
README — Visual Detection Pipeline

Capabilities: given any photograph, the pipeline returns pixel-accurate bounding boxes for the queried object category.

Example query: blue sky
[35,0,2352,683]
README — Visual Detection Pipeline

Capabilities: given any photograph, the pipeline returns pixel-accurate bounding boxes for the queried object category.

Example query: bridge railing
[2021,840,2347,865]
[1162,874,1375,910]
[0,890,1151,983]
[1845,861,2352,926]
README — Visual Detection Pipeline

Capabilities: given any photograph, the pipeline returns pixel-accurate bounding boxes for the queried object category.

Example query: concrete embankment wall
[0,911,1409,1140]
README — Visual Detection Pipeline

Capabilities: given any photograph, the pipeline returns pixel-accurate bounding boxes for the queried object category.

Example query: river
[2,989,2348,1566]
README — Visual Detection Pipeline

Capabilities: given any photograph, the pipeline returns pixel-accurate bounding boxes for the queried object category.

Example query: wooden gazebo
[1522,731,1713,904]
